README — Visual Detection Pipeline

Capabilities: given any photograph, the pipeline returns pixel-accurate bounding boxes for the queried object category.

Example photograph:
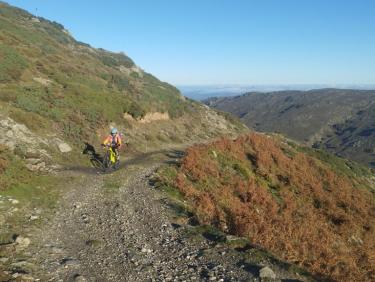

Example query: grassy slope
[155,133,375,282]
[0,2,247,155]
[0,1,228,145]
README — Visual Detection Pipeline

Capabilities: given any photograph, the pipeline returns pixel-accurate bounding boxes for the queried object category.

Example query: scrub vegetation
[156,133,375,281]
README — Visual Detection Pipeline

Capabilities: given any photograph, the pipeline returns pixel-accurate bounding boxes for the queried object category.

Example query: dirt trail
[22,149,307,282]
[30,150,249,281]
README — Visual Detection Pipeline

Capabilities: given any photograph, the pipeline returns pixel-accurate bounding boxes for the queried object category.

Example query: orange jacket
[102,133,122,147]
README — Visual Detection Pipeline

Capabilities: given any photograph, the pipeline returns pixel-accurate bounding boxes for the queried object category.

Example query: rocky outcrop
[139,112,170,123]
[0,116,48,151]
[0,115,68,172]
[118,65,144,78]
[32,77,51,86]
[123,112,170,123]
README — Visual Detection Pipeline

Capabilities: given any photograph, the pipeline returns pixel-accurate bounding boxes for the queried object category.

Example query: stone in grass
[15,236,31,250]
[259,266,276,280]
[12,273,35,281]
[10,261,36,274]
[74,274,87,282]
[10,199,19,205]
[29,215,39,221]
[141,247,153,254]
[0,257,9,263]
[58,142,72,153]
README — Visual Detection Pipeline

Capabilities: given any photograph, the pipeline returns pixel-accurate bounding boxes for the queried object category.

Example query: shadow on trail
[64,143,185,175]
[82,142,103,169]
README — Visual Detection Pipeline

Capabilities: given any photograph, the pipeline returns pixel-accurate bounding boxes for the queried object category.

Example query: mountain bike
[102,145,120,172]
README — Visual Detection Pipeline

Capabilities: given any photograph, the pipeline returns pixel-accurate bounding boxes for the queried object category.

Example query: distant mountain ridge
[179,84,375,100]
[204,88,375,167]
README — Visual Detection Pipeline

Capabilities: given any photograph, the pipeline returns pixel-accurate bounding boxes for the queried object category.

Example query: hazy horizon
[178,84,375,100]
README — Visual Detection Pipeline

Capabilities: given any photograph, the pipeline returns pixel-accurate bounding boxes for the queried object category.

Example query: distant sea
[177,84,375,101]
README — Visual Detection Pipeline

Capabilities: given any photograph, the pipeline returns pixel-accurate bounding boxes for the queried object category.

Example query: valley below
[205,89,375,168]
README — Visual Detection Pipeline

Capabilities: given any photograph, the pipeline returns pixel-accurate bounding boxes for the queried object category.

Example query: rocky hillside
[204,89,375,167]
[0,1,246,169]
[156,133,375,281]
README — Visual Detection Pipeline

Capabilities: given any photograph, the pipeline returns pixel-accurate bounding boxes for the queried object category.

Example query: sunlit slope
[157,133,375,281]
[0,1,246,146]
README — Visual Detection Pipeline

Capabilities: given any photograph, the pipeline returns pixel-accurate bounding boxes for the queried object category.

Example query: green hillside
[0,1,246,151]
[0,1,187,139]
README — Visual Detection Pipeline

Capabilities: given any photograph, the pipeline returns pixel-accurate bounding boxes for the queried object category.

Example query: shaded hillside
[319,104,375,166]
[156,133,375,281]
[204,89,375,167]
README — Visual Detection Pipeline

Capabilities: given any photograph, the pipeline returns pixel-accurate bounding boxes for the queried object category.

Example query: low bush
[0,44,28,82]
[127,102,146,119]
[97,50,134,68]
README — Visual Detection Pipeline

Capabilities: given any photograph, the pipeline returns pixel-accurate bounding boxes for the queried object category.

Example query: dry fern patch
[157,133,375,281]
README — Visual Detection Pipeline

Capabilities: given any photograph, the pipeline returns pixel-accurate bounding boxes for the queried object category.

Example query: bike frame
[102,145,119,172]
[108,146,116,163]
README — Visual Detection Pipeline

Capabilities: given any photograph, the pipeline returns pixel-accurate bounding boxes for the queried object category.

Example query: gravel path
[25,150,308,282]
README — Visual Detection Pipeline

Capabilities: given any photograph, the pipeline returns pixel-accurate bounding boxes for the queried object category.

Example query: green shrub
[47,107,64,121]
[62,120,83,141]
[130,71,139,79]
[15,92,47,114]
[127,102,146,119]
[110,74,129,91]
[9,107,50,132]
[0,44,28,82]
[97,50,134,68]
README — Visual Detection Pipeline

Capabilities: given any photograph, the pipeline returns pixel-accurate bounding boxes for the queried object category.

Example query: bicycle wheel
[102,151,111,172]
[114,159,120,170]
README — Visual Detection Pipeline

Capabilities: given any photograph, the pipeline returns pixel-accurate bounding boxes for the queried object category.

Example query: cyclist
[102,128,122,161]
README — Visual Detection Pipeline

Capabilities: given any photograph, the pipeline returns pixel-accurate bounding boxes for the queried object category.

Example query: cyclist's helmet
[111,128,118,135]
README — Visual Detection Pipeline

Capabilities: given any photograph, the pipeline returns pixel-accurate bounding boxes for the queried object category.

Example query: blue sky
[5,0,375,85]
